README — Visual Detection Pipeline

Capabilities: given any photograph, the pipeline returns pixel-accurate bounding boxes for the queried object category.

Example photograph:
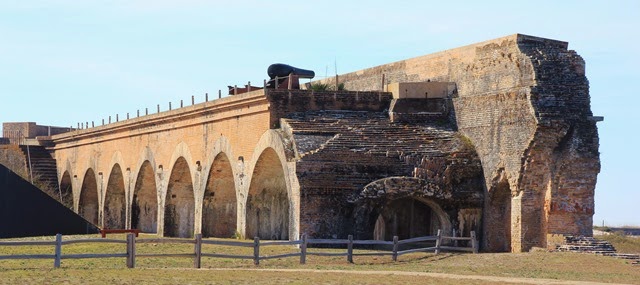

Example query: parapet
[386,82,456,99]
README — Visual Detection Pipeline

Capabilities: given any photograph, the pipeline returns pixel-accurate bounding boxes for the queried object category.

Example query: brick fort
[0,34,601,252]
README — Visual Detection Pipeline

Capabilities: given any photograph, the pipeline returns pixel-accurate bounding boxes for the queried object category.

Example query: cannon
[266,63,315,89]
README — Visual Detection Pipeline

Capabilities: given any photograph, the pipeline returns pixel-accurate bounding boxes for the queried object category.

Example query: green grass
[1,234,639,284]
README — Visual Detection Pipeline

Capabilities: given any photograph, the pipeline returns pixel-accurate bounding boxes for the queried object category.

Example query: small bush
[309,82,347,91]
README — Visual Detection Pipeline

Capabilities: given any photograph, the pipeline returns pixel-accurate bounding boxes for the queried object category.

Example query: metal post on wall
[26,142,33,183]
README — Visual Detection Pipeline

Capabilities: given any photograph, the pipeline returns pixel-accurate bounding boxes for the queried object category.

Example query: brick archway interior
[59,171,73,209]
[202,153,237,238]
[104,164,126,229]
[486,177,512,252]
[79,168,99,225]
[164,157,194,238]
[246,148,288,240]
[373,197,442,241]
[132,161,157,233]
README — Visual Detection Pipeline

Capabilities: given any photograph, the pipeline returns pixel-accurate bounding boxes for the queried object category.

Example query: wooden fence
[0,230,477,269]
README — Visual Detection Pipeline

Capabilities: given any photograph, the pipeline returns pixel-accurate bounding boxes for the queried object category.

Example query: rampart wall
[49,89,393,241]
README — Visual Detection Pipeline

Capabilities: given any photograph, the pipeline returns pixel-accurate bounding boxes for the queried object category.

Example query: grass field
[1,233,639,284]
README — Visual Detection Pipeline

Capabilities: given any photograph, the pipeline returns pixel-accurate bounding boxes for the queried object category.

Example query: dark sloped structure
[0,164,99,238]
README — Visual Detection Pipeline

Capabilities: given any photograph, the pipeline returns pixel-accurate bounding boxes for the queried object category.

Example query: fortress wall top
[50,90,269,149]
[3,122,72,139]
[266,90,392,128]
[316,34,567,95]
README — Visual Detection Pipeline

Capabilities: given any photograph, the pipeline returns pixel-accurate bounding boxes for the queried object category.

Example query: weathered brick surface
[282,110,483,240]
[314,34,599,252]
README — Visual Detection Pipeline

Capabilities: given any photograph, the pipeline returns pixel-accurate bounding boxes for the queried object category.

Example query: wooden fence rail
[0,230,478,268]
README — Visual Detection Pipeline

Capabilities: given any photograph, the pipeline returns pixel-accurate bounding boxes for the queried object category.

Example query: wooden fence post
[194,234,202,268]
[53,234,62,268]
[253,237,260,266]
[392,236,399,262]
[126,233,136,268]
[347,235,353,263]
[434,229,442,255]
[300,234,307,264]
[471,231,478,254]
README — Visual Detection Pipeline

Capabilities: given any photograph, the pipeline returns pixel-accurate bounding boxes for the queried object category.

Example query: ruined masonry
[0,34,600,252]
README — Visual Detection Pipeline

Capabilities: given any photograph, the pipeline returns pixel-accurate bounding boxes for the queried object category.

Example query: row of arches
[58,141,293,240]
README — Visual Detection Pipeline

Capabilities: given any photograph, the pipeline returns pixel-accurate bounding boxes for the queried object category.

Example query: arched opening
[58,171,73,209]
[132,161,157,233]
[373,215,386,240]
[202,153,237,238]
[246,148,288,240]
[164,157,194,238]
[104,164,126,229]
[486,178,512,252]
[79,168,99,225]
[374,197,442,241]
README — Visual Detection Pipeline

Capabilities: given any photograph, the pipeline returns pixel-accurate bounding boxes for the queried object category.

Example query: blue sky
[1,1,638,226]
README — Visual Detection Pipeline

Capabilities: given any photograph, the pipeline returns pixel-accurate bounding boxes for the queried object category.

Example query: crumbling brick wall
[313,34,599,252]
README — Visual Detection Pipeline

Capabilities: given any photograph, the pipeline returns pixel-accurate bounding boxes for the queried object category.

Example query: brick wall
[3,122,72,139]
[313,34,599,252]
[266,90,392,128]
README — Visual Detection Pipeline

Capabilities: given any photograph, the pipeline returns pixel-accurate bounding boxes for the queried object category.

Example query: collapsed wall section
[280,109,484,242]
[313,34,599,252]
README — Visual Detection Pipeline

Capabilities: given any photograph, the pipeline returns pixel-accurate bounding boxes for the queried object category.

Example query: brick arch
[352,177,452,240]
[79,167,100,226]
[485,169,513,252]
[244,130,299,240]
[58,159,74,209]
[103,151,127,229]
[75,158,99,212]
[131,147,159,233]
[201,136,239,238]
[58,170,74,209]
[165,142,198,195]
[163,142,197,238]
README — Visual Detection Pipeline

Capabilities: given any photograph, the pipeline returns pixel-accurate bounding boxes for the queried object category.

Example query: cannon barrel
[268,63,315,79]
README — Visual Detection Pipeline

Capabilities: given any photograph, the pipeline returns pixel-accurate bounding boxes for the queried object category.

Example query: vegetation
[309,82,346,91]
[455,134,476,152]
[1,234,639,284]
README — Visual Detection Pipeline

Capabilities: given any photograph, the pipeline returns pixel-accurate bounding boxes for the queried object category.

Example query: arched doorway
[202,153,237,238]
[104,164,126,229]
[164,157,194,238]
[373,197,442,241]
[79,168,99,225]
[132,161,158,233]
[246,148,288,240]
[58,171,73,209]
[486,177,512,252]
